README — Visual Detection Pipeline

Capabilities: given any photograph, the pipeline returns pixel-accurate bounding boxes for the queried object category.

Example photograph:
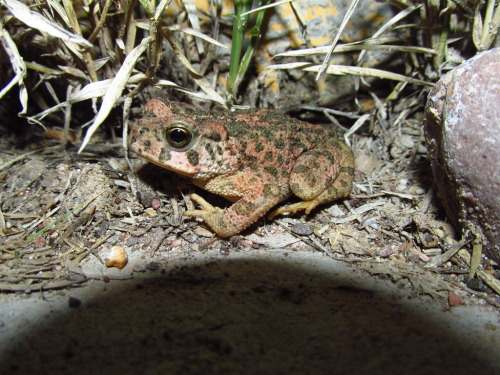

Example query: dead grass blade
[78,37,151,152]
[455,248,500,295]
[28,74,148,125]
[267,63,434,87]
[155,79,223,100]
[274,44,436,57]
[166,25,228,49]
[468,239,483,280]
[87,0,113,44]
[476,270,500,295]
[1,0,92,48]
[27,191,105,242]
[184,1,204,54]
[0,22,27,113]
[0,149,40,172]
[473,0,500,51]
[0,194,5,233]
[240,0,294,16]
[357,4,421,63]
[164,28,226,106]
[316,0,360,80]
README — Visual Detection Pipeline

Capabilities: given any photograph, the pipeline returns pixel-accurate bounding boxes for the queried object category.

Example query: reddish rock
[424,48,500,262]
[448,292,463,307]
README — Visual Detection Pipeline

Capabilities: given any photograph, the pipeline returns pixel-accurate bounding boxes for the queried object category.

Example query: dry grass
[1,0,497,148]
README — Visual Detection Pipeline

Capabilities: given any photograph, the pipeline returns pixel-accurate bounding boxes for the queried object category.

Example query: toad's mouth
[130,145,197,178]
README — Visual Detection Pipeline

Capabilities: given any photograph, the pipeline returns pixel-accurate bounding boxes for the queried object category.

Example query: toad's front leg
[184,174,289,237]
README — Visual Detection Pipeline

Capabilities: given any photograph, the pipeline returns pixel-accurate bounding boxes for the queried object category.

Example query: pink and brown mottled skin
[129,98,355,237]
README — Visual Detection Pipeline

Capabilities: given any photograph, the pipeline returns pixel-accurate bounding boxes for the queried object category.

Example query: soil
[0,99,498,374]
[1,1,498,373]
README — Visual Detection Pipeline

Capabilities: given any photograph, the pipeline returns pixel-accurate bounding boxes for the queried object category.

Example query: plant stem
[227,0,253,100]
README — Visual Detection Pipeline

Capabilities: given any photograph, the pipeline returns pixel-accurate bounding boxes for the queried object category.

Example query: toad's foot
[183,193,227,237]
[183,193,224,225]
[183,193,279,238]
[184,193,221,214]
[267,200,319,220]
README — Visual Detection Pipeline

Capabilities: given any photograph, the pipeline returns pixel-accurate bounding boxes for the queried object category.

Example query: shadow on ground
[1,258,496,375]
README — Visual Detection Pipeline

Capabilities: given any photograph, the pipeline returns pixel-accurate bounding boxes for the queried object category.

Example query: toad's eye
[165,125,192,148]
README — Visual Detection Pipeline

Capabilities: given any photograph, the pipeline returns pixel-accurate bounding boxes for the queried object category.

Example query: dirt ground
[0,249,499,374]
[0,101,499,373]
[0,0,498,373]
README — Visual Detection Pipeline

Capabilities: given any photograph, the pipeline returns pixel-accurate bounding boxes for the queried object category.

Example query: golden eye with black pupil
[165,125,192,148]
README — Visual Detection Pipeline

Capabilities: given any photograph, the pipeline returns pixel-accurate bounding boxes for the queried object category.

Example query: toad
[129,99,355,237]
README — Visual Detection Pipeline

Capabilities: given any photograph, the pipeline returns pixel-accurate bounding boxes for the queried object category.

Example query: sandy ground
[1,2,498,374]
[0,248,498,375]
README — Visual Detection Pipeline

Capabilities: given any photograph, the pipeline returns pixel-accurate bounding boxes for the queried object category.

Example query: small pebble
[151,198,162,209]
[376,245,394,258]
[291,223,314,236]
[467,278,487,293]
[448,292,463,307]
[193,227,214,237]
[68,273,87,283]
[105,246,128,269]
[144,208,157,217]
[409,254,421,263]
